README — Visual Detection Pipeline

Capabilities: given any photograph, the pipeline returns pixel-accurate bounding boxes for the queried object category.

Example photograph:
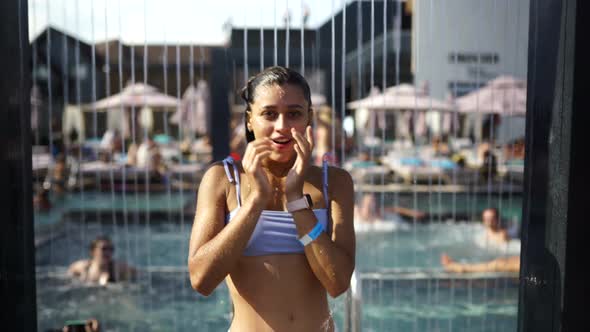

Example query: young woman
[188,66,355,332]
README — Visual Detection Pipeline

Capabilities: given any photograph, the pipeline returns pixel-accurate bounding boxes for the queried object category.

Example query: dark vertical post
[561,0,589,330]
[519,0,588,330]
[209,47,230,161]
[0,0,37,331]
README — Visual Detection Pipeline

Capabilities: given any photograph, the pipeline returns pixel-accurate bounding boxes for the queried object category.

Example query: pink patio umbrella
[455,75,527,115]
[347,83,455,112]
[92,82,179,110]
[349,84,454,143]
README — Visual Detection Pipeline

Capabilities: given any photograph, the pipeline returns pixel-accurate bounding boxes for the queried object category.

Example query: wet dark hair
[239,66,312,142]
[89,235,112,254]
[483,207,499,219]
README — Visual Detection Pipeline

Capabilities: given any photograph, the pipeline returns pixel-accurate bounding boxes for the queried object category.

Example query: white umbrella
[347,83,455,112]
[170,80,211,137]
[93,82,179,110]
[456,75,527,115]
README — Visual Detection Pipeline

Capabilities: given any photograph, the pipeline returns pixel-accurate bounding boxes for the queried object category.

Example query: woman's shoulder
[68,259,90,273]
[203,159,242,175]
[200,159,243,192]
[309,164,353,186]
[199,161,228,184]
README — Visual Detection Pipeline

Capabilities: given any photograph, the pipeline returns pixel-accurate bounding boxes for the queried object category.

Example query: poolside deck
[356,182,523,194]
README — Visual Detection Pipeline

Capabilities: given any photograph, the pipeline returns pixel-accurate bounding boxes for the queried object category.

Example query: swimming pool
[369,192,522,224]
[36,221,519,331]
[34,191,521,227]
[34,191,194,225]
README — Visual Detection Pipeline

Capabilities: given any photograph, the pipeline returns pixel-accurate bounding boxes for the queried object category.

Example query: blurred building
[31,1,415,145]
[228,0,414,116]
[31,27,106,144]
[31,27,216,142]
[412,0,530,98]
[411,0,530,141]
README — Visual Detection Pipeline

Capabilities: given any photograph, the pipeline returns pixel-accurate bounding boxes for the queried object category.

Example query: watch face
[305,194,313,208]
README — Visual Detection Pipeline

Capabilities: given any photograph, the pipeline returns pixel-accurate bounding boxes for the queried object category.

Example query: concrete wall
[413,0,530,99]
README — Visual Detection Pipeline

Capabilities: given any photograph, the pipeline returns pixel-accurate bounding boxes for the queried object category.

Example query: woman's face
[248,83,311,162]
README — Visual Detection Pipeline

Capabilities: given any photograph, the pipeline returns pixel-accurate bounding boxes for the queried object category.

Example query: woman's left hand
[286,126,314,201]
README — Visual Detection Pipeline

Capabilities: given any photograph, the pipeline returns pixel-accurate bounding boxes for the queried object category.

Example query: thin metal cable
[130,41,140,276]
[45,2,55,268]
[379,0,387,222]
[356,0,362,127]
[340,0,346,165]
[103,0,120,283]
[412,2,419,330]
[260,4,264,71]
[244,13,248,84]
[117,0,132,279]
[30,0,39,160]
[274,0,278,66]
[504,0,523,309]
[444,2,457,331]
[160,11,178,330]
[392,0,402,322]
[142,0,154,317]
[378,5,387,329]
[330,0,336,161]
[175,41,187,300]
[379,7,387,331]
[300,0,305,75]
[285,0,289,67]
[59,0,72,266]
[74,0,87,253]
[427,1,435,329]
[90,0,103,237]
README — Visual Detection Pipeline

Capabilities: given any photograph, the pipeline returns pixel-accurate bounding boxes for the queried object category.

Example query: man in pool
[482,207,518,245]
[441,253,520,273]
[68,236,137,285]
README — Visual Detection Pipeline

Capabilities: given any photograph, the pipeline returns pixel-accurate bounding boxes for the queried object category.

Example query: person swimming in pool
[440,253,520,273]
[481,207,519,245]
[188,66,355,332]
[68,236,137,286]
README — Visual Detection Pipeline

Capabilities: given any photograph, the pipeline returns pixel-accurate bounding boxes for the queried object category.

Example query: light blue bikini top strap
[222,156,242,207]
[322,154,332,234]
[233,161,242,207]
[222,157,234,182]
[322,154,330,208]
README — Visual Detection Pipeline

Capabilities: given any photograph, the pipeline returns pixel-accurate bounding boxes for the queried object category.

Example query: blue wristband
[299,221,325,246]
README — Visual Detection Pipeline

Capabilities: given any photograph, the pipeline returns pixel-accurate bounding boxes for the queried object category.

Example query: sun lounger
[381,154,455,185]
[76,160,205,191]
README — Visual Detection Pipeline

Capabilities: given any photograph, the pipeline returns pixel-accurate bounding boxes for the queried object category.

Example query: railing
[343,269,519,332]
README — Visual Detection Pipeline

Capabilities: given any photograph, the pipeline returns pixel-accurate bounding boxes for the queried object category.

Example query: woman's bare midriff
[226,254,335,332]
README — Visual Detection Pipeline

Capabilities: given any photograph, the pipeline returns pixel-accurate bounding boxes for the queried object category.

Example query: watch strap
[287,194,312,213]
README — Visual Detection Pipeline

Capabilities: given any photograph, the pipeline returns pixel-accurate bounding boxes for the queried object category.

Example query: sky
[28,0,349,45]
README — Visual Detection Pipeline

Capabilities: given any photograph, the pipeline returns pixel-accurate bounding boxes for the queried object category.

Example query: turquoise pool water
[34,191,194,228]
[36,221,519,331]
[373,192,522,223]
[34,191,522,227]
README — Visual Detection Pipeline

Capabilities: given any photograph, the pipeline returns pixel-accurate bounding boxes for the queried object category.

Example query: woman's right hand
[241,138,272,202]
